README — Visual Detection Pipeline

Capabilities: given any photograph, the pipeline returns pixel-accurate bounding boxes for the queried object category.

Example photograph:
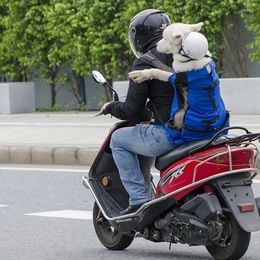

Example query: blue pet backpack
[143,53,229,146]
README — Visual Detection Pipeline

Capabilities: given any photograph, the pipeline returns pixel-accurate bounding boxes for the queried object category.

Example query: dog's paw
[128,69,151,83]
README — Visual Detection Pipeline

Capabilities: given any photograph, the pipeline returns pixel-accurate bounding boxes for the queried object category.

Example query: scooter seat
[155,139,211,170]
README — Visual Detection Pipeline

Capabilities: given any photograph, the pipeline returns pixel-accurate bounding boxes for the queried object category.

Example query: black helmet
[128,9,170,58]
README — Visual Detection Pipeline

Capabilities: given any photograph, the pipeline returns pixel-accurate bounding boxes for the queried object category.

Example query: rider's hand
[94,102,112,117]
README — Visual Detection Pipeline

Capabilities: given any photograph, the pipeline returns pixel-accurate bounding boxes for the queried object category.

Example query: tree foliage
[84,0,258,78]
[0,0,258,108]
[44,0,93,109]
[0,0,32,81]
[241,0,260,61]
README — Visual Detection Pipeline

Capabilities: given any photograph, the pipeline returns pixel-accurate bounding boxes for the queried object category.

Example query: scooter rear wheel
[93,202,134,250]
[206,214,250,260]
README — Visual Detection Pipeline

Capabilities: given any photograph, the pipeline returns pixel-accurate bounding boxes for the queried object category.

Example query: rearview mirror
[92,70,107,84]
[92,70,119,102]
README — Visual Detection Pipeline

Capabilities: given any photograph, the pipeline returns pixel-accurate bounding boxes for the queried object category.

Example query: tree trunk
[71,72,85,111]
[50,82,56,107]
[221,15,248,77]
[49,67,59,108]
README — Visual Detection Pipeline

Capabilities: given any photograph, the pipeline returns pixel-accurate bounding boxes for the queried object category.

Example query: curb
[0,146,98,166]
[0,146,260,169]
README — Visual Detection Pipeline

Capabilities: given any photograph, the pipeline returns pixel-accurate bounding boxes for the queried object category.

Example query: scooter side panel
[88,121,131,211]
[88,121,156,222]
[89,152,130,210]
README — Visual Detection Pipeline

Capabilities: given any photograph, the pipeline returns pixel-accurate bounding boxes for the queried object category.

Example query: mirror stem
[104,82,119,101]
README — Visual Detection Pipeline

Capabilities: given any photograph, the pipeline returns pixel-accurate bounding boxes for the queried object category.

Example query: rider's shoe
[120,202,146,215]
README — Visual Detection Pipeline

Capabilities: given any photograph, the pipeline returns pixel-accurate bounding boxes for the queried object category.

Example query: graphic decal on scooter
[160,163,189,187]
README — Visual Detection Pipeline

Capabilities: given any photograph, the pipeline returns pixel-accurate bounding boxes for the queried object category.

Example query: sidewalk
[0,112,118,165]
[0,112,260,167]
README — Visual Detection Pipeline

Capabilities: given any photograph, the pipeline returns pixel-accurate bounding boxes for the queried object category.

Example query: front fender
[214,173,260,232]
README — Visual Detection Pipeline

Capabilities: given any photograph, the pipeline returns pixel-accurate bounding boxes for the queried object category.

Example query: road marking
[0,205,8,208]
[0,166,89,173]
[25,210,93,220]
[0,122,114,127]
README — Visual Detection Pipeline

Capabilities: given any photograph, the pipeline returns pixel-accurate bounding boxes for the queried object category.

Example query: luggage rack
[190,126,260,154]
[192,144,259,183]
[190,126,260,183]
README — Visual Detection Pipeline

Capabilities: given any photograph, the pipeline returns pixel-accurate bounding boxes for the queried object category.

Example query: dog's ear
[171,31,183,45]
[190,22,203,32]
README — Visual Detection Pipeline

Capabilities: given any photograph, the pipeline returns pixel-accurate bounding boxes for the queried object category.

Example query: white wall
[113,78,260,115]
[0,82,35,114]
[33,75,107,110]
[220,78,260,114]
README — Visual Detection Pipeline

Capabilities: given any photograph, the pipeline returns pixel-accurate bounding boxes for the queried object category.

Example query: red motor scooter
[83,71,260,260]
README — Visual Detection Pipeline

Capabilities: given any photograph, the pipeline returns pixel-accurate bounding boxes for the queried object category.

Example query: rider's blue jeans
[110,124,174,206]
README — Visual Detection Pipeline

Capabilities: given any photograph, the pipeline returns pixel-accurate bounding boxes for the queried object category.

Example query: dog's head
[157,22,203,54]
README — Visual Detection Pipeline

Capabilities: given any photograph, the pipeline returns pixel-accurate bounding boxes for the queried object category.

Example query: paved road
[0,113,259,148]
[0,167,260,260]
[0,112,119,149]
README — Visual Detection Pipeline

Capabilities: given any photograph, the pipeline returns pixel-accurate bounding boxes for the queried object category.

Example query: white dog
[128,22,212,83]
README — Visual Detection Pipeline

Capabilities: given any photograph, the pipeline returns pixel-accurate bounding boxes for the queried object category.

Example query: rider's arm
[105,61,153,122]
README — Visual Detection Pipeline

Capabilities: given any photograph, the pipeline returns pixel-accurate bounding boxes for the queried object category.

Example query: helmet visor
[128,26,142,58]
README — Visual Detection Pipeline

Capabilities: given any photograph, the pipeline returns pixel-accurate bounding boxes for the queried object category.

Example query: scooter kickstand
[169,226,174,250]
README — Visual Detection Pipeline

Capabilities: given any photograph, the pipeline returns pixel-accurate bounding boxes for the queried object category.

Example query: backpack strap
[148,100,165,125]
[141,52,173,125]
[209,60,219,82]
[168,73,177,121]
[142,52,173,72]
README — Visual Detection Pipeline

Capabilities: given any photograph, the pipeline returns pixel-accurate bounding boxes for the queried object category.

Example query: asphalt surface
[0,112,118,149]
[0,113,259,148]
[0,167,260,260]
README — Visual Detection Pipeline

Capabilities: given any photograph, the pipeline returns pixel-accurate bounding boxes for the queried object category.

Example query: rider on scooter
[97,9,175,215]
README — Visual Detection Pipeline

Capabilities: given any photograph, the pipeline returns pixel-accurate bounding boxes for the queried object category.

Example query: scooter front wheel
[93,202,134,250]
[206,213,250,260]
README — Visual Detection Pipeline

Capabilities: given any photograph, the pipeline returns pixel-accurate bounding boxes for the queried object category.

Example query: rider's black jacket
[106,47,174,125]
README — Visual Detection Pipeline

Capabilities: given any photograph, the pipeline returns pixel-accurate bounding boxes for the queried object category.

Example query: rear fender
[214,173,260,232]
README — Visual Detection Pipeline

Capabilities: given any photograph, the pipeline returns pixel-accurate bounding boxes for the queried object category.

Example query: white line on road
[0,166,89,173]
[0,205,8,208]
[0,122,114,127]
[25,210,93,220]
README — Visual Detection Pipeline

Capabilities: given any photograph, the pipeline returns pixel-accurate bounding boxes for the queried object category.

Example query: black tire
[93,202,134,250]
[206,214,251,260]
